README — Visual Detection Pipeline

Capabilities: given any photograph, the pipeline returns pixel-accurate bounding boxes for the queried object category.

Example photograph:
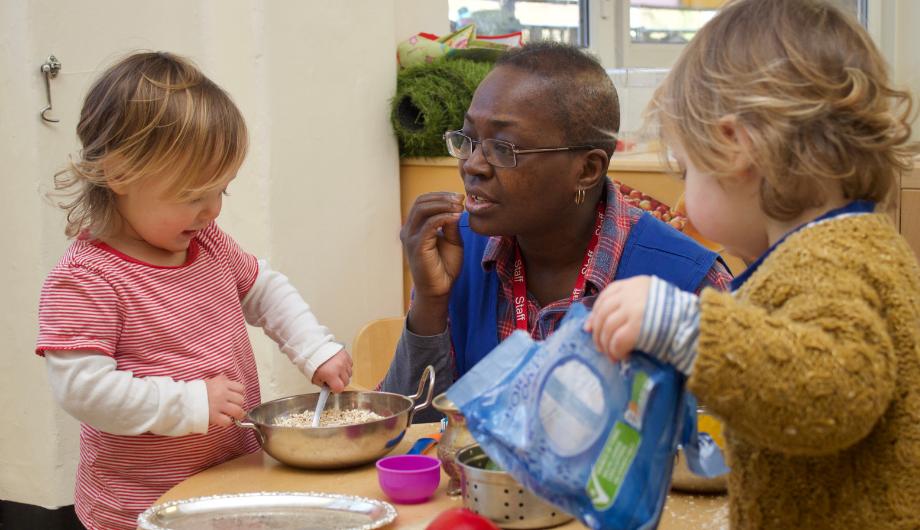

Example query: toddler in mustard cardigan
[585,0,920,528]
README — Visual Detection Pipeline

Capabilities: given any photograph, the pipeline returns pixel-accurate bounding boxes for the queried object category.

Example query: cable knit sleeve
[689,279,896,457]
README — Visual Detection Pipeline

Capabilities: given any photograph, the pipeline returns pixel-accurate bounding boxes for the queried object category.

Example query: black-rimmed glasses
[443,130,597,168]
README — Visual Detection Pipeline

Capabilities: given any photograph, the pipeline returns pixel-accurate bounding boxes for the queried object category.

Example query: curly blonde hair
[53,51,248,238]
[647,0,917,220]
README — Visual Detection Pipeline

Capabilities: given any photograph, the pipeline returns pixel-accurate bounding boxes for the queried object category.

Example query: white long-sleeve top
[44,259,343,437]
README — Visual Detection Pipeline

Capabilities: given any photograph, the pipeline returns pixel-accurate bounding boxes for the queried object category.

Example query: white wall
[0,0,446,509]
[396,0,450,42]
[888,1,920,140]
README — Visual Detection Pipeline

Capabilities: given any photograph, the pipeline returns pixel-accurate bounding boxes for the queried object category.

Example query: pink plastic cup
[376,454,441,504]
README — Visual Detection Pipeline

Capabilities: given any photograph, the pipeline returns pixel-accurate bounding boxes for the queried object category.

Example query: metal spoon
[312,385,330,427]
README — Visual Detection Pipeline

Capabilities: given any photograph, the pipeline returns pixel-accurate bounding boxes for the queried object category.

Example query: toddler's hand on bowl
[205,374,246,427]
[312,348,353,393]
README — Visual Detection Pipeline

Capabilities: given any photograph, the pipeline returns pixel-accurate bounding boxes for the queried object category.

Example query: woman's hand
[584,276,652,362]
[205,374,246,427]
[401,192,465,299]
[312,349,353,393]
[400,192,465,335]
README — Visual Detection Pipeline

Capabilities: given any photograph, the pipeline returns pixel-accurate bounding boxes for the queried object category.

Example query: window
[593,0,870,138]
[445,1,867,67]
[629,0,721,44]
[448,0,589,47]
[588,0,868,68]
[629,0,863,45]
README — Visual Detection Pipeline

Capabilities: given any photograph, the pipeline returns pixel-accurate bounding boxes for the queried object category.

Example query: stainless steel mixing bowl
[236,366,434,469]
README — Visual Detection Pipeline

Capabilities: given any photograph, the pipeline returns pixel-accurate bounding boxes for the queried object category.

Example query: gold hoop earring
[574,188,586,205]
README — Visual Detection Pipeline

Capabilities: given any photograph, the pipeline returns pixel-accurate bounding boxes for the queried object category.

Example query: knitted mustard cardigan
[690,213,920,529]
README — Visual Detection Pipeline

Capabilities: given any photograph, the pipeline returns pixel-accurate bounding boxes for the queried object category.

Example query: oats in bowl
[275,408,386,428]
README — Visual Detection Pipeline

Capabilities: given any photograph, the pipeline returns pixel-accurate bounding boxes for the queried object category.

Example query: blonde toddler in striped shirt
[37,51,351,530]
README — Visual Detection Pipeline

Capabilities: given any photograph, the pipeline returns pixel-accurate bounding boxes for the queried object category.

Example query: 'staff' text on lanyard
[512,199,605,332]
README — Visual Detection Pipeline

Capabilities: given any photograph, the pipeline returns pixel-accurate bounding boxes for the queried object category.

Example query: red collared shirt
[482,179,733,343]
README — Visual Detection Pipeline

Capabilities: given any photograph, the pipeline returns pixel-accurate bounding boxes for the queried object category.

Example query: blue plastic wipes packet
[447,303,728,530]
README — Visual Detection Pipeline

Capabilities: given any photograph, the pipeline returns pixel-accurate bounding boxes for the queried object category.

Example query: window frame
[587,0,873,69]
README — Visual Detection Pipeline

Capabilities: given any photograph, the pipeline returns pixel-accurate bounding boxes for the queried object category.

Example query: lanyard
[512,199,605,332]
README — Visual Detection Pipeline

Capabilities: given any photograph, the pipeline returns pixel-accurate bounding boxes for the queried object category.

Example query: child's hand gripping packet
[447,303,728,530]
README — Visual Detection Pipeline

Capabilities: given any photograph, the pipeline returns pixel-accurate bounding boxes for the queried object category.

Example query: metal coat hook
[40,55,61,123]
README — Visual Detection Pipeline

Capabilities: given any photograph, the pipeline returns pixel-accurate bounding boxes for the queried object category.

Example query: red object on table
[426,507,501,530]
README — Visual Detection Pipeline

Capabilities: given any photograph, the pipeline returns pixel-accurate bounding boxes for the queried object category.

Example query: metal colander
[456,445,574,529]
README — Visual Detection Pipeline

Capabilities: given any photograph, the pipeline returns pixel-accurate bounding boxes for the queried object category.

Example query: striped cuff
[634,276,701,375]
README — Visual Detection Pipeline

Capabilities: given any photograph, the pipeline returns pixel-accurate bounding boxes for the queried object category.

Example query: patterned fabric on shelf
[614,181,688,231]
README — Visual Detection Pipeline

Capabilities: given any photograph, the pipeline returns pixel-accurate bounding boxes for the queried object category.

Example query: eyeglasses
[443,130,597,168]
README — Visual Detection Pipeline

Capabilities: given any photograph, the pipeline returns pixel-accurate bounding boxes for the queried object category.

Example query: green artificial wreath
[390,59,493,158]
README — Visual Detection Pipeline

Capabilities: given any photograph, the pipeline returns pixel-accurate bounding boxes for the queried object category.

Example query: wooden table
[156,423,728,530]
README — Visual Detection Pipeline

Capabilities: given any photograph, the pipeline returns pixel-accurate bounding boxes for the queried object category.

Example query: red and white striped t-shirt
[36,222,262,530]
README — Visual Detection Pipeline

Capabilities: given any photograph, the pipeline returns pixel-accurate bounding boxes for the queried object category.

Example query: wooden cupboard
[899,164,920,260]
[400,156,920,310]
[398,153,746,310]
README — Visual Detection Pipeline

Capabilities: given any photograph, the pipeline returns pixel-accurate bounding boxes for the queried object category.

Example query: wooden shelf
[899,161,920,259]
[399,155,738,310]
[402,150,675,173]
[398,158,920,310]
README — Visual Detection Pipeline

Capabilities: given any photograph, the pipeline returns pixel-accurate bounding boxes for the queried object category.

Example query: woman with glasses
[382,43,732,420]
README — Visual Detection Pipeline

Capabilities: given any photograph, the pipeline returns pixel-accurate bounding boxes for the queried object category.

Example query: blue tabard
[448,211,723,377]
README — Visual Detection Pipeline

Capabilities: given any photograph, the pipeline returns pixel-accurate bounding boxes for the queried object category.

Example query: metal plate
[137,491,398,530]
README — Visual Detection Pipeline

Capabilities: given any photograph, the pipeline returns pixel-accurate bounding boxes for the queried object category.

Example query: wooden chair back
[351,316,405,390]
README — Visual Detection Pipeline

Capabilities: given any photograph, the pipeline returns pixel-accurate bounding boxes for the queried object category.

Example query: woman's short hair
[648,0,916,219]
[497,42,620,157]
[53,51,248,238]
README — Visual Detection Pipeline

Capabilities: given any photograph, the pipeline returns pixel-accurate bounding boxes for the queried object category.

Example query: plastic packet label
[448,303,728,530]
